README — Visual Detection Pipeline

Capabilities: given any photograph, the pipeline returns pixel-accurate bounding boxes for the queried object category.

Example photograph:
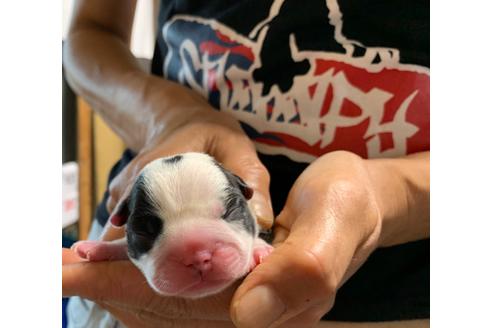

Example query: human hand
[63,248,239,328]
[230,151,385,328]
[103,106,273,241]
[64,148,428,327]
[64,106,274,326]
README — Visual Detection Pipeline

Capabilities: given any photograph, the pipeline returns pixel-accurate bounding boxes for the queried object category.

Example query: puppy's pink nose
[183,249,213,274]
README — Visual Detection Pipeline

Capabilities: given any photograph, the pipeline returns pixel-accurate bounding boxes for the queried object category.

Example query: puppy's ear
[232,173,254,200]
[109,197,130,227]
[213,160,255,200]
[222,170,254,200]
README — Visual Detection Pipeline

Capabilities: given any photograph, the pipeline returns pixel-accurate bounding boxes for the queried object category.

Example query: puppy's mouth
[148,244,251,298]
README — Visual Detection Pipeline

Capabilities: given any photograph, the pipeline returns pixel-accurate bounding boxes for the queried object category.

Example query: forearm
[366,151,430,247]
[63,1,209,151]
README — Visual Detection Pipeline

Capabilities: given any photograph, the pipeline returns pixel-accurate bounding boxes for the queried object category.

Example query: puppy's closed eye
[129,215,163,236]
[127,215,163,259]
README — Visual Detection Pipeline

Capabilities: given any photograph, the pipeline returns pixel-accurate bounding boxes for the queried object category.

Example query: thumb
[230,210,357,328]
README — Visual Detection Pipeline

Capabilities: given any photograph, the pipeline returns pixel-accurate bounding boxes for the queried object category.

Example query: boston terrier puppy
[72,152,273,298]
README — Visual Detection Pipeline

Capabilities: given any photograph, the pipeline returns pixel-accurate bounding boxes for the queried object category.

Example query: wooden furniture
[76,98,125,239]
[76,98,93,240]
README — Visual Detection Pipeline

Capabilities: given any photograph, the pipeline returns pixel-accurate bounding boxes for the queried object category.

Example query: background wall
[62,0,157,59]
[62,0,160,222]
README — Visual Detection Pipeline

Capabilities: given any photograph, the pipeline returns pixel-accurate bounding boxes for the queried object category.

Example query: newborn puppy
[73,153,273,298]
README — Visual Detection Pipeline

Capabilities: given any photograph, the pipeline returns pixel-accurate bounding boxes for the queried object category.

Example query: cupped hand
[63,107,274,327]
[230,151,384,328]
[103,107,273,240]
[63,248,237,328]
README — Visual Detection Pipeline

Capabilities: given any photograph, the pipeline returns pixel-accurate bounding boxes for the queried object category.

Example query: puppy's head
[113,153,257,298]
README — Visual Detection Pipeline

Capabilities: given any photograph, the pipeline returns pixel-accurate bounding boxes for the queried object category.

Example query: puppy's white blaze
[129,252,157,289]
[143,153,229,223]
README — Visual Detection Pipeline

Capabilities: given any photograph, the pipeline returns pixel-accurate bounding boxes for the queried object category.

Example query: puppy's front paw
[71,239,128,261]
[249,239,274,271]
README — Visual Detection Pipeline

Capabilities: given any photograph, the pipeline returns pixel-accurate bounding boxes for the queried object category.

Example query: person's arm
[230,150,430,328]
[63,150,429,327]
[64,0,273,225]
[367,151,430,247]
[64,0,212,151]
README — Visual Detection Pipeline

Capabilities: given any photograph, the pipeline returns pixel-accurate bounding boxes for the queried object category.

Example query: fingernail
[232,285,285,328]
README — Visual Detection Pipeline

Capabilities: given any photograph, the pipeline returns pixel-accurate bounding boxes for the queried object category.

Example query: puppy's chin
[147,258,250,298]
[155,279,236,299]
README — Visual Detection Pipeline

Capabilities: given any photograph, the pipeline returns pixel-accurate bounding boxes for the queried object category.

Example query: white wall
[130,0,157,59]
[62,0,156,59]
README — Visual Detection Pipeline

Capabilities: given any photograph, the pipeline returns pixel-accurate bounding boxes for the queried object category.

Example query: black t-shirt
[97,0,429,322]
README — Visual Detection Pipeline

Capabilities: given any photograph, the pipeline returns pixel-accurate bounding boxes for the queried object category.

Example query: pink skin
[71,239,128,261]
[151,232,249,297]
[162,236,273,297]
[250,238,274,271]
[154,236,273,297]
[73,235,273,297]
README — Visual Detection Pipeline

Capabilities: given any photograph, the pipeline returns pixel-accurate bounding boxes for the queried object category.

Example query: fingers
[63,259,143,300]
[102,301,235,328]
[97,302,150,328]
[106,120,274,230]
[62,248,86,265]
[220,140,274,230]
[276,302,333,328]
[230,209,358,328]
[106,162,136,216]
[63,258,238,320]
[101,222,126,241]
[230,243,335,328]
[229,152,383,327]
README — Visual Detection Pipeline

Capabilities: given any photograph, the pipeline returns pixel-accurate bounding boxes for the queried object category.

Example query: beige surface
[76,102,126,239]
[77,98,94,240]
[93,113,126,206]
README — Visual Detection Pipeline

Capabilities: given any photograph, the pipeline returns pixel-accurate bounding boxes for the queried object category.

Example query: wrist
[365,158,412,247]
[365,152,430,247]
[135,75,217,150]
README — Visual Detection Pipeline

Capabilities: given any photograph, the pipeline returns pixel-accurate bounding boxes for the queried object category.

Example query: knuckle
[327,178,367,204]
[134,307,147,323]
[301,249,338,296]
[328,177,379,218]
[149,297,193,319]
[176,298,197,319]
[108,181,120,198]
[254,160,270,177]
[283,245,338,298]
[321,150,362,163]
[240,157,270,181]
[105,196,114,212]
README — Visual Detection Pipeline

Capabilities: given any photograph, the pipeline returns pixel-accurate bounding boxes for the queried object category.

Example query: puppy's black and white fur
[73,152,272,298]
